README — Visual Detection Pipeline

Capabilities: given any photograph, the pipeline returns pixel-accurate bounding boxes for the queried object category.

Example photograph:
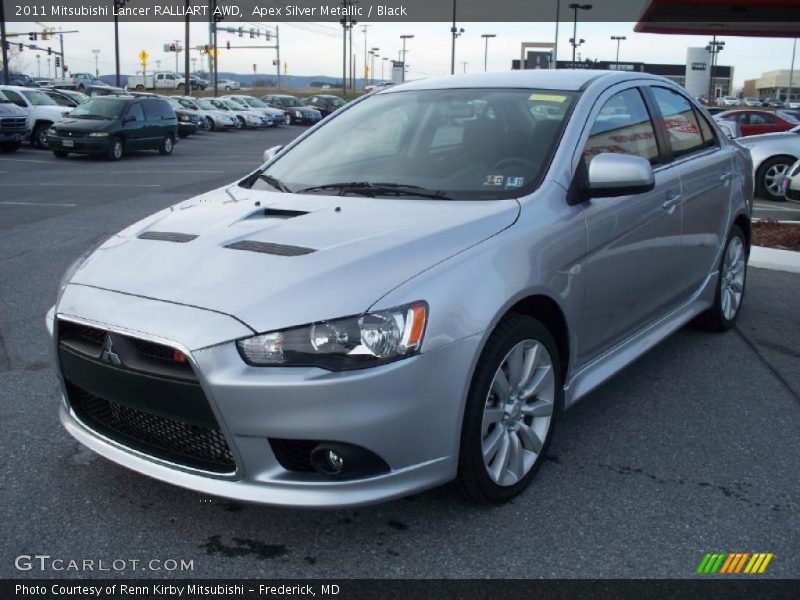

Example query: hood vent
[226,240,316,256]
[243,207,309,221]
[138,231,198,243]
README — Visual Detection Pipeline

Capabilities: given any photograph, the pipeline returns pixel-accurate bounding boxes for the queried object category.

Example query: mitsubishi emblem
[101,334,122,366]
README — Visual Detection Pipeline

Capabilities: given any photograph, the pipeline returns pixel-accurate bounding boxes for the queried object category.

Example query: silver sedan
[49,70,752,507]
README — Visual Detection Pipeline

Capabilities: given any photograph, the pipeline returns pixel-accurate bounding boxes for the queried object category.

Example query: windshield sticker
[484,175,505,186]
[505,177,525,188]
[529,93,568,103]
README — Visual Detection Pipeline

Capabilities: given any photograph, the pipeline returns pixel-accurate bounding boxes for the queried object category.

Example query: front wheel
[235,116,245,129]
[106,136,124,161]
[33,123,50,149]
[206,116,215,131]
[696,225,748,332]
[757,156,794,202]
[283,113,292,126]
[457,314,561,504]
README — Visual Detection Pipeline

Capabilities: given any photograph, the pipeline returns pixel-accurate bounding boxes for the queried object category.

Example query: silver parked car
[48,70,752,507]
[734,126,800,201]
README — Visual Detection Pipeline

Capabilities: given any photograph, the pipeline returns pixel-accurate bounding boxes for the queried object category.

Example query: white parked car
[0,85,71,148]
[222,95,284,126]
[735,126,800,201]
[219,79,241,91]
[743,97,761,107]
[187,97,237,130]
[778,158,800,200]
[718,96,741,107]
[212,98,265,129]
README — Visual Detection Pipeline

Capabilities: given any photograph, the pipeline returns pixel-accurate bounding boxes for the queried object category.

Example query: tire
[106,136,124,161]
[78,84,85,91]
[457,314,562,504]
[224,86,231,91]
[32,123,51,149]
[206,116,215,131]
[235,116,245,130]
[53,150,69,158]
[1,141,21,152]
[696,225,748,332]
[757,156,795,202]
[158,134,174,155]
[283,113,292,126]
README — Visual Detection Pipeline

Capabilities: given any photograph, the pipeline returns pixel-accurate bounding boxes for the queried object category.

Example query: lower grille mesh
[269,438,319,472]
[68,382,235,473]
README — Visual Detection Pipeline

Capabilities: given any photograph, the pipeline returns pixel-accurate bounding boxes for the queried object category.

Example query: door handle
[662,191,682,211]
[720,171,733,183]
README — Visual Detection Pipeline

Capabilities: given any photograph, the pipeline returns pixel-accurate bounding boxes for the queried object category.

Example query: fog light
[326,450,344,472]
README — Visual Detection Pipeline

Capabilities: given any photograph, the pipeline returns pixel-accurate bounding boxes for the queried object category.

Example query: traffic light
[28,32,37,41]
[226,40,230,50]
[238,27,243,37]
[55,56,61,68]
[47,47,52,55]
[19,44,24,52]
[266,31,271,41]
[249,28,255,39]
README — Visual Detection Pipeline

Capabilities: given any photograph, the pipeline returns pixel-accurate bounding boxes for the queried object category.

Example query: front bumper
[49,286,477,507]
[47,134,111,154]
[178,122,198,136]
[0,129,28,143]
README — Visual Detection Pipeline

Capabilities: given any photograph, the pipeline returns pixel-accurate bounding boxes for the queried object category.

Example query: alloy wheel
[481,340,555,486]
[720,236,745,321]
[764,163,790,197]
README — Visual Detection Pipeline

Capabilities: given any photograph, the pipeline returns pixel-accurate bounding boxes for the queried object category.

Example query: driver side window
[583,88,659,165]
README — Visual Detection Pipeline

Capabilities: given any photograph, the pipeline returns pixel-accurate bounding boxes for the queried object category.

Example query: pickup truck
[127,72,186,90]
[0,91,30,152]
[0,85,71,148]
[52,73,107,91]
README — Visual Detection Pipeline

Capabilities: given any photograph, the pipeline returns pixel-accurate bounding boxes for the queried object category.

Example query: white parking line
[0,158,51,164]
[0,201,77,207]
[755,204,800,212]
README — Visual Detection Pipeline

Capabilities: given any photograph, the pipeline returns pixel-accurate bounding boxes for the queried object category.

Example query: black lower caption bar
[2,580,799,600]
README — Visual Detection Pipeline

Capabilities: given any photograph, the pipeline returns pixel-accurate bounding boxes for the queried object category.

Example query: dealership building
[512,47,733,99]
[742,70,800,101]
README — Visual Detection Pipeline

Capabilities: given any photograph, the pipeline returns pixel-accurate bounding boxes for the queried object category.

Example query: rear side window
[144,99,174,120]
[126,103,145,122]
[583,88,659,165]
[651,87,706,158]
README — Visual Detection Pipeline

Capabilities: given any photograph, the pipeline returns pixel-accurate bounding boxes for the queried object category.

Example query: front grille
[53,129,87,138]
[68,382,235,473]
[60,320,106,346]
[0,117,26,129]
[269,438,319,472]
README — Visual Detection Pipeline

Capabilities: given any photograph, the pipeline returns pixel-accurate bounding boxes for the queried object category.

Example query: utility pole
[553,0,560,68]
[113,0,126,87]
[58,28,64,76]
[569,3,592,63]
[400,34,413,81]
[36,55,41,78]
[481,34,496,72]
[184,1,191,94]
[0,0,9,84]
[361,24,370,89]
[788,37,797,108]
[706,36,725,101]
[450,0,457,75]
[92,49,100,77]
[276,25,281,89]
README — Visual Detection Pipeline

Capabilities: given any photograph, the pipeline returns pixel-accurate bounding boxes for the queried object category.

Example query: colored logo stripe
[698,552,774,574]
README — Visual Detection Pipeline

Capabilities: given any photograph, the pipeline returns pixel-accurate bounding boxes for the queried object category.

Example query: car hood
[0,102,25,116]
[53,117,114,131]
[33,105,71,118]
[69,185,519,336]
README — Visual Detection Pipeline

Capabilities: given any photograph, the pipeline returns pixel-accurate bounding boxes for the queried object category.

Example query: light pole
[788,37,797,108]
[400,34,413,81]
[113,0,127,87]
[91,49,100,77]
[381,57,388,81]
[36,54,41,78]
[481,34,496,72]
[553,0,560,67]
[461,61,468,74]
[369,48,379,86]
[610,35,626,66]
[450,0,464,75]
[569,3,592,63]
[705,36,725,101]
[46,56,51,79]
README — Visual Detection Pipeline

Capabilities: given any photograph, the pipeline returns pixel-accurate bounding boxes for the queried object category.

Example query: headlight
[179,114,188,122]
[237,302,427,370]
[87,132,109,137]
[294,110,302,117]
[47,128,57,135]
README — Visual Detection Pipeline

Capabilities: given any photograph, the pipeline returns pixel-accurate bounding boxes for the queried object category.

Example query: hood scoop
[138,231,198,243]
[225,240,316,256]
[244,207,310,221]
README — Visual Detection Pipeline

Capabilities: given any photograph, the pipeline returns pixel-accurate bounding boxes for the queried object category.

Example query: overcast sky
[8,20,798,88]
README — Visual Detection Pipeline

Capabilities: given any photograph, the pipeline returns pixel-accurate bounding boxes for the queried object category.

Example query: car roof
[386,69,670,93]
[0,85,37,91]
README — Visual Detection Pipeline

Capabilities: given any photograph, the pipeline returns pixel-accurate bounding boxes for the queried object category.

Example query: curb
[749,245,800,274]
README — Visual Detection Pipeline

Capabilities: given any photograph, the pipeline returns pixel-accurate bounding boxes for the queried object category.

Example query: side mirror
[263,145,283,163]
[586,153,655,198]
[716,121,739,139]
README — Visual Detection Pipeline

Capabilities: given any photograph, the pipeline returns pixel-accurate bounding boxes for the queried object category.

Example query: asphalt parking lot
[1,130,798,579]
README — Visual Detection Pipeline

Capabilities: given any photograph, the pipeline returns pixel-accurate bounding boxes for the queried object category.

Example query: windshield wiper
[257,174,293,193]
[296,181,451,200]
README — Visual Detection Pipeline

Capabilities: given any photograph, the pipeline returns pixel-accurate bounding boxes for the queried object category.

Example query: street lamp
[610,35,626,66]
[568,3,592,63]
[91,49,100,77]
[381,57,388,81]
[450,0,465,75]
[113,0,127,87]
[369,48,379,86]
[400,34,414,81]
[481,34,496,72]
[705,37,725,101]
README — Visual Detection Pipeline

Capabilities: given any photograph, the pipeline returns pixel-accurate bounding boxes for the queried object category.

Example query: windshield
[22,90,58,106]
[69,91,90,103]
[197,99,217,110]
[0,90,8,103]
[178,99,199,110]
[279,96,305,107]
[244,88,575,200]
[243,97,267,108]
[69,98,127,119]
[224,100,242,110]
[324,97,345,108]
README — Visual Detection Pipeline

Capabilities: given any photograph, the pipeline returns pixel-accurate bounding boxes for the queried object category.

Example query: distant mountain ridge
[98,72,373,88]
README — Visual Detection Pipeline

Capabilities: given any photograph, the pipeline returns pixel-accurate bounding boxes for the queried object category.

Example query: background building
[743,69,800,101]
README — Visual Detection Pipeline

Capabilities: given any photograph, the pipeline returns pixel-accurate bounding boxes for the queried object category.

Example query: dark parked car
[304,94,346,117]
[0,72,39,87]
[0,90,29,152]
[261,94,321,125]
[164,98,202,136]
[46,96,178,160]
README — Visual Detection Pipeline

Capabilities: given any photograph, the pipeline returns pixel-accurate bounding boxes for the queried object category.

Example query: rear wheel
[1,141,21,152]
[457,314,561,504]
[135,84,144,90]
[283,113,292,126]
[757,156,794,202]
[106,136,124,161]
[206,116,215,131]
[696,225,748,332]
[53,150,69,158]
[158,134,174,155]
